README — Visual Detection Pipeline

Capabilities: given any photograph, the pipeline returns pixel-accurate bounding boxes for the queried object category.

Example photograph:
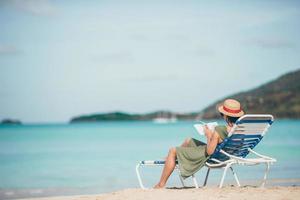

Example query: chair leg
[176,167,185,187]
[136,163,146,189]
[203,168,210,187]
[219,164,230,188]
[261,163,270,188]
[192,175,199,188]
[230,167,240,187]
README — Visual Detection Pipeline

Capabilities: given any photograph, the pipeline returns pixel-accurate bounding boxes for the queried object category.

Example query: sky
[0,0,299,123]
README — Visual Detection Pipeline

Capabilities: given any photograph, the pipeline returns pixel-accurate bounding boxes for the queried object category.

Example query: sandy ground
[19,186,300,200]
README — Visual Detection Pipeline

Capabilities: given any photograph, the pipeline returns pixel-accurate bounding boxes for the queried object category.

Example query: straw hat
[218,99,244,117]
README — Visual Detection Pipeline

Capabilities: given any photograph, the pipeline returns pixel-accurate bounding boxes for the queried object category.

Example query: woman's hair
[220,113,239,124]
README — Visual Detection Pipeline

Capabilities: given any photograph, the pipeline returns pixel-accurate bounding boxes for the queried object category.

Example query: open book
[193,121,218,135]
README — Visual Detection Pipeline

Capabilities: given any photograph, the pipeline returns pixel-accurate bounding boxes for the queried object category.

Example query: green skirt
[176,138,209,179]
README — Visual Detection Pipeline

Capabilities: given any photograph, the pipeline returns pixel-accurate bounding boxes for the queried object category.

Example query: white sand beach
[20,186,300,200]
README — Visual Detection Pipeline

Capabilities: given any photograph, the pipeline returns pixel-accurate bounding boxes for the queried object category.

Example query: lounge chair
[135,114,276,189]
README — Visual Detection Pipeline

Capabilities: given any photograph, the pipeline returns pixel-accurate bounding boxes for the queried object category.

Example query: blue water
[0,120,300,198]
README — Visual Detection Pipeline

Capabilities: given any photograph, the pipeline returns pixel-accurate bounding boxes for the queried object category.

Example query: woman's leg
[163,138,190,160]
[154,147,177,188]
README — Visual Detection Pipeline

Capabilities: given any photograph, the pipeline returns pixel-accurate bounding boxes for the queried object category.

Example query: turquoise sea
[0,120,300,199]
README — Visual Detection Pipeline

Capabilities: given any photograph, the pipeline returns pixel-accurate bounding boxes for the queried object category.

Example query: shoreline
[17,186,300,200]
[2,178,300,200]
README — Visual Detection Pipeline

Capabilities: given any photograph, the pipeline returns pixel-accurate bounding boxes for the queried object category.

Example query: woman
[154,99,245,189]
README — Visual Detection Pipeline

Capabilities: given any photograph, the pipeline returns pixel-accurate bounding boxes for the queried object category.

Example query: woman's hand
[204,125,213,140]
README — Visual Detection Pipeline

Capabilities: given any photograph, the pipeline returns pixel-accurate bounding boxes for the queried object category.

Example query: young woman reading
[154,99,245,189]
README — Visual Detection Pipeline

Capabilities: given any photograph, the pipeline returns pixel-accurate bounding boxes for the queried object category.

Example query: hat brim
[218,105,244,118]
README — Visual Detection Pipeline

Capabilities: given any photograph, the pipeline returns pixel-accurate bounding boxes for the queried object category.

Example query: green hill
[201,69,300,119]
[70,69,300,122]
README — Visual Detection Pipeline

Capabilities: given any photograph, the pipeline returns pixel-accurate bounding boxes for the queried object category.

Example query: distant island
[1,119,22,125]
[70,111,199,123]
[70,69,300,123]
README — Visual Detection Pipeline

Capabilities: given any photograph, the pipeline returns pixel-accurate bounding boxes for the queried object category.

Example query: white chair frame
[136,114,277,189]
[136,149,276,189]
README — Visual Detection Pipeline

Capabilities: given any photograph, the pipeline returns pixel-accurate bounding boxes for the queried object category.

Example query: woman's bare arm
[204,126,220,155]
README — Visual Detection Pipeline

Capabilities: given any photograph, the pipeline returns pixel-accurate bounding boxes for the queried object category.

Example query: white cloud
[194,46,216,57]
[127,74,180,82]
[0,44,20,55]
[91,52,134,64]
[2,0,58,16]
[247,38,295,49]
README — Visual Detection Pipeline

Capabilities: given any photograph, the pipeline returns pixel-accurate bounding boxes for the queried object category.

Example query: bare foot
[154,183,165,189]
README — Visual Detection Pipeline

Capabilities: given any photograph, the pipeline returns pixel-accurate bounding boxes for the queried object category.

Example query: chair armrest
[219,149,276,164]
[248,148,277,162]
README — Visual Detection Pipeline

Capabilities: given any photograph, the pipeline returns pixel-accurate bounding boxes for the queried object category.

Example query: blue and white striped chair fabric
[140,160,178,165]
[209,115,273,162]
[208,134,263,163]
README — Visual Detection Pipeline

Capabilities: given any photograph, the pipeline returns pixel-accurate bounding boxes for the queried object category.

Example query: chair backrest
[208,114,274,163]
